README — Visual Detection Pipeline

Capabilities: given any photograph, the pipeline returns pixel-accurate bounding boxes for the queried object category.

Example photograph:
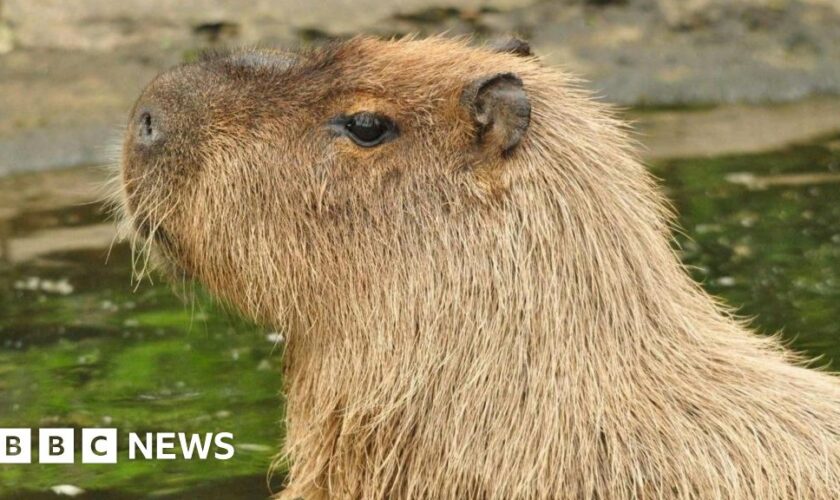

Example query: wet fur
[115,37,840,499]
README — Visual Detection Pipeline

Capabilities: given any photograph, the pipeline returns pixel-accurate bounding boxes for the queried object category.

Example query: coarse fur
[115,36,840,499]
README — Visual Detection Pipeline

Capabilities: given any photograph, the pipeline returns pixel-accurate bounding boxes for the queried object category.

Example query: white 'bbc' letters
[0,428,31,464]
[39,428,75,464]
[82,428,117,464]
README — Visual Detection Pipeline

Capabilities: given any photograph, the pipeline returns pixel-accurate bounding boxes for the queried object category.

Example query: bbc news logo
[0,428,235,464]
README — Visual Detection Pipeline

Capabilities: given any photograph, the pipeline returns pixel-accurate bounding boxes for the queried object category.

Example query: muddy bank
[2,0,840,176]
[5,0,840,107]
[630,97,840,160]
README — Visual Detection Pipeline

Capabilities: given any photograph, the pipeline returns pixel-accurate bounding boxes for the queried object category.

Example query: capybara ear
[461,73,531,156]
[489,37,532,57]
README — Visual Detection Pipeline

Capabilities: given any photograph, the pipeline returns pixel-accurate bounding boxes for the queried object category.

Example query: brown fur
[114,37,840,499]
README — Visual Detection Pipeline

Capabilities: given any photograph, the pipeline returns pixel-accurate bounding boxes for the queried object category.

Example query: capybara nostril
[135,108,161,146]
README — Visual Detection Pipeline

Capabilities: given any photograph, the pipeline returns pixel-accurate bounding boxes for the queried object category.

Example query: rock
[801,0,840,15]
[266,332,285,344]
[50,485,85,497]
[656,0,789,29]
[2,0,536,50]
[236,443,272,452]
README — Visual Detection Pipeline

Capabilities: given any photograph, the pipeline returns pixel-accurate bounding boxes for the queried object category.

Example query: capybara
[116,37,840,499]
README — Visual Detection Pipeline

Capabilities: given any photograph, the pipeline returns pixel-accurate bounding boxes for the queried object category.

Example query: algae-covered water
[1,138,839,498]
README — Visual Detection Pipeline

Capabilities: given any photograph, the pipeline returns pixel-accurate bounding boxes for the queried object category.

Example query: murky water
[656,137,840,363]
[1,137,839,498]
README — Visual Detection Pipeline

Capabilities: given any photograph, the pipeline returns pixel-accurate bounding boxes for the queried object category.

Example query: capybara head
[118,36,654,333]
[118,38,549,320]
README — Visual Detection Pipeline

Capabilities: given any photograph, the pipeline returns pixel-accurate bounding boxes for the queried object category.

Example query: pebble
[50,485,85,497]
[13,277,74,295]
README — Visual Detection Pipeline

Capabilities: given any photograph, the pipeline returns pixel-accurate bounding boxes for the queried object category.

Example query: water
[655,137,840,363]
[1,137,839,498]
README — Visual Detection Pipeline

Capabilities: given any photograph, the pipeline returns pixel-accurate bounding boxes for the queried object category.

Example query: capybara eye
[330,112,397,147]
